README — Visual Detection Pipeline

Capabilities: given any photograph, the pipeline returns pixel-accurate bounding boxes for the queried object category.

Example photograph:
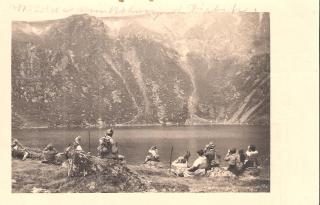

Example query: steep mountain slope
[12,13,269,128]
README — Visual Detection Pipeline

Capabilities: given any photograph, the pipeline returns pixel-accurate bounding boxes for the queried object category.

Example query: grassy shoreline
[12,159,270,193]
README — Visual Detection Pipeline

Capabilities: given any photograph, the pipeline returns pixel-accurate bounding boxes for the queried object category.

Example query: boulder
[206,167,237,179]
[63,152,149,192]
[170,163,188,177]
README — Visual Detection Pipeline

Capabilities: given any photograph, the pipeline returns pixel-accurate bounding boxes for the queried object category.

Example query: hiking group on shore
[155,142,260,177]
[12,128,260,177]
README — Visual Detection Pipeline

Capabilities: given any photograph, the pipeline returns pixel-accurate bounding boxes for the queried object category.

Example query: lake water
[12,125,270,167]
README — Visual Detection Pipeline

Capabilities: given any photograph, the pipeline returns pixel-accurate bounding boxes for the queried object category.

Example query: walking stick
[88,130,91,153]
[169,146,173,173]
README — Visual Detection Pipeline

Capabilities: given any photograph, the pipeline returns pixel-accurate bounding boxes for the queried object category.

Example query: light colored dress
[192,156,208,169]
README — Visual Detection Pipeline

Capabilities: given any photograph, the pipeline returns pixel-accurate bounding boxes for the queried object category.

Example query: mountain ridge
[12,13,270,128]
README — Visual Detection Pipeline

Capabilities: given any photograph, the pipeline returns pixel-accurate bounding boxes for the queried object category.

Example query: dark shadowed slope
[12,13,269,128]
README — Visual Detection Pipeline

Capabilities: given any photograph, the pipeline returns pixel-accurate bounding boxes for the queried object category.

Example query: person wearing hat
[143,146,160,164]
[42,143,58,164]
[11,138,29,160]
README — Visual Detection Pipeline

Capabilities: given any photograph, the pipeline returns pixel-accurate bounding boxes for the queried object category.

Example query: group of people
[12,130,260,177]
[143,142,259,176]
[12,128,123,165]
[224,145,259,175]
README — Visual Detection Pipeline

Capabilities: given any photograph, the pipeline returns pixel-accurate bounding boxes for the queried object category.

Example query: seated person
[97,136,112,158]
[187,149,208,172]
[73,136,83,152]
[63,143,73,159]
[42,143,58,164]
[171,151,191,176]
[237,149,246,172]
[173,151,191,165]
[172,151,191,168]
[224,148,240,175]
[11,138,29,161]
[203,142,221,168]
[98,129,122,159]
[244,145,259,168]
[143,146,160,164]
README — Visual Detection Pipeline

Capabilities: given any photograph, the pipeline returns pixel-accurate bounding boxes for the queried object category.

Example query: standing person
[11,138,29,161]
[244,145,259,168]
[143,146,160,164]
[224,148,240,175]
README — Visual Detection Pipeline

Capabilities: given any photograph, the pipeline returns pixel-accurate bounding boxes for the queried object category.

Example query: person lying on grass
[11,138,29,161]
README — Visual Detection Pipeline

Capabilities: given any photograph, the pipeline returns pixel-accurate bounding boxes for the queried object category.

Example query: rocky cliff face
[12,13,269,128]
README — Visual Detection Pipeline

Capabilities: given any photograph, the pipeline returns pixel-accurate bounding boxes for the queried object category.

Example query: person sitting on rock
[97,132,112,158]
[63,143,73,159]
[171,151,191,176]
[41,143,58,164]
[98,128,122,159]
[244,145,259,168]
[11,138,29,161]
[187,149,208,172]
[143,146,160,164]
[68,136,92,177]
[224,148,240,175]
[172,151,191,165]
[235,149,246,172]
[203,142,221,169]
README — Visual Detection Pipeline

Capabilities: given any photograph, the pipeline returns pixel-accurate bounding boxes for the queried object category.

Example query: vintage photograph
[11,12,270,193]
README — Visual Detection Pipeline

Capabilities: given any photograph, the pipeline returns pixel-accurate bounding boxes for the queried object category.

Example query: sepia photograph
[11,11,270,193]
